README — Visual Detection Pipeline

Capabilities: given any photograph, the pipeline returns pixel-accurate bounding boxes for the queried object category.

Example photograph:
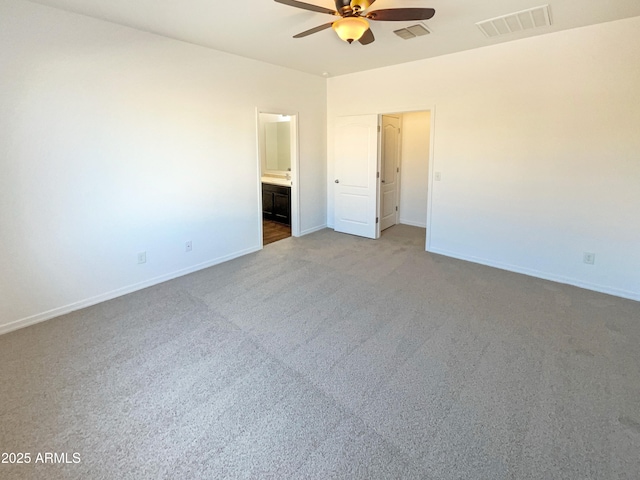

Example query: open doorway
[380,111,431,238]
[257,110,299,246]
[333,110,432,245]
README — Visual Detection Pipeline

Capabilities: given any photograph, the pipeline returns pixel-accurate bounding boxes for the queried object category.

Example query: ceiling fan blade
[366,8,435,21]
[293,22,334,38]
[274,0,338,16]
[358,28,375,45]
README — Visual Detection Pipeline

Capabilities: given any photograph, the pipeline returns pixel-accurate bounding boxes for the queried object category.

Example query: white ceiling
[26,0,640,77]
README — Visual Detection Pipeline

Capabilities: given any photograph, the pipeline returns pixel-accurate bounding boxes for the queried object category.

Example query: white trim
[0,245,261,336]
[290,116,301,237]
[375,114,382,239]
[255,111,265,248]
[425,107,435,252]
[300,224,327,236]
[429,247,640,302]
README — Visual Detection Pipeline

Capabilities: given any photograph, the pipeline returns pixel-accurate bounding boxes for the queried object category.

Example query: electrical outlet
[434,172,442,181]
[137,251,146,264]
[185,241,192,252]
[583,252,595,265]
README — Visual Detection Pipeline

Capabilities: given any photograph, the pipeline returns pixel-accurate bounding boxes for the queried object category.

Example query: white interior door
[380,115,401,231]
[334,114,380,239]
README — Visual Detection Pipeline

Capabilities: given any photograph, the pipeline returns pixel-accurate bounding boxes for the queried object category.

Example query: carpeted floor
[1,225,639,479]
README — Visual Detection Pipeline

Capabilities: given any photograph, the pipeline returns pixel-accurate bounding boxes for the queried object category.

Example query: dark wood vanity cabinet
[262,183,291,226]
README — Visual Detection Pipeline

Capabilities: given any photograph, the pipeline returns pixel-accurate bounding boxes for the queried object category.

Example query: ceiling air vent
[476,5,552,38]
[394,23,430,40]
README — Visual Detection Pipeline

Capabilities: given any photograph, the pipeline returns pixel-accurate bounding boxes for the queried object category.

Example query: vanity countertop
[261,176,291,187]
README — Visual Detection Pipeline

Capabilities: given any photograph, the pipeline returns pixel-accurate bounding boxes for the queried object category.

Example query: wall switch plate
[583,252,595,265]
[185,241,192,252]
[435,172,442,181]
[137,251,146,264]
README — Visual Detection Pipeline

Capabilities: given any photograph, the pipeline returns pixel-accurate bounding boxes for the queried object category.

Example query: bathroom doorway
[257,110,299,246]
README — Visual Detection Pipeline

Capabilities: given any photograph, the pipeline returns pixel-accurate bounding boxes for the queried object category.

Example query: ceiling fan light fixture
[332,17,369,43]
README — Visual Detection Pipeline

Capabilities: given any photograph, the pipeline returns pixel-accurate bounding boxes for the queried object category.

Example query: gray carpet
[1,225,639,479]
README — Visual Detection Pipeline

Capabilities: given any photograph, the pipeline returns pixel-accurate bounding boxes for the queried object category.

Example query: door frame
[374,106,435,252]
[255,107,300,246]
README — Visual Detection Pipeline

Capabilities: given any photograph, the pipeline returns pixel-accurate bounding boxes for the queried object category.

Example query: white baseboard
[399,219,427,228]
[0,245,261,336]
[6,241,636,337]
[300,224,327,236]
[428,247,640,302]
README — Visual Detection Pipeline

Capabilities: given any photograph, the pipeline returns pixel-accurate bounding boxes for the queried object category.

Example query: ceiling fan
[274,0,436,45]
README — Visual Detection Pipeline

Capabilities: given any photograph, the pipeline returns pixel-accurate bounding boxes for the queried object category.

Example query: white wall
[328,17,640,300]
[0,0,327,333]
[399,112,430,228]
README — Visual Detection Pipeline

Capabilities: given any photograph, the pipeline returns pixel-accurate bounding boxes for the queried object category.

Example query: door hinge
[397,167,399,173]
[376,217,379,224]
[377,125,381,133]
[396,206,398,211]
[377,172,380,178]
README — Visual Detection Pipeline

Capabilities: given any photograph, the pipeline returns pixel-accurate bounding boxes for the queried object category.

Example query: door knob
[335,179,339,183]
